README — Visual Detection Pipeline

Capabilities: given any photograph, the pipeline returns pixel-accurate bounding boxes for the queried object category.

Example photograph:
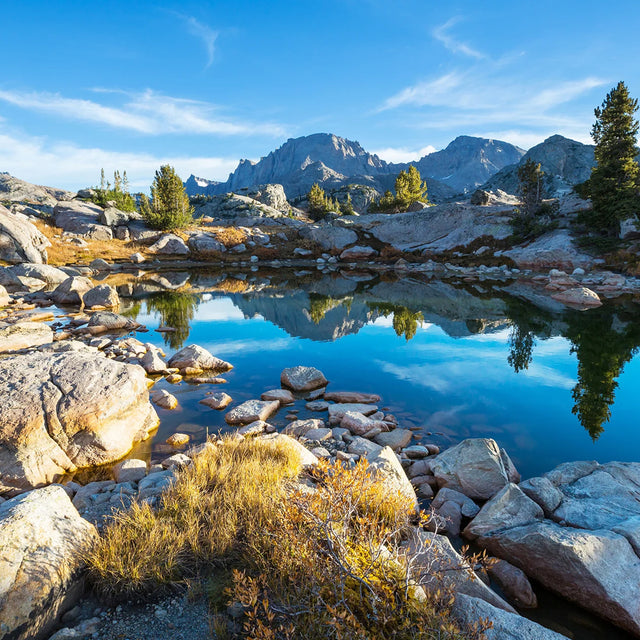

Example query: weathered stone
[0,204,50,264]
[340,411,387,436]
[9,263,68,285]
[298,224,358,251]
[166,432,189,446]
[260,432,319,467]
[0,321,53,353]
[152,390,178,410]
[453,594,568,640]
[328,403,379,421]
[225,399,280,425]
[0,350,158,495]
[303,427,333,441]
[431,487,480,519]
[373,429,412,451]
[113,459,147,483]
[260,388,295,404]
[339,245,378,260]
[187,232,226,256]
[87,311,137,331]
[148,234,190,256]
[551,286,602,308]
[280,365,328,391]
[463,484,543,541]
[140,349,167,375]
[138,469,175,499]
[324,390,381,403]
[518,476,562,516]
[284,419,325,438]
[430,438,519,500]
[200,392,232,410]
[347,436,383,457]
[83,284,120,309]
[237,420,269,436]
[168,344,232,372]
[52,276,94,306]
[0,485,97,640]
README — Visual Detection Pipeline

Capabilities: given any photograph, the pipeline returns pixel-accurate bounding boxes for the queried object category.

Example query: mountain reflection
[117,269,640,441]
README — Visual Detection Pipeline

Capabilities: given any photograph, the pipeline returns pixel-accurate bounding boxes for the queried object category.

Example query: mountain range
[185,132,596,204]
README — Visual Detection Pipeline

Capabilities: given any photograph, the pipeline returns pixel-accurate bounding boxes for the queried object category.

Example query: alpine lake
[82,265,640,640]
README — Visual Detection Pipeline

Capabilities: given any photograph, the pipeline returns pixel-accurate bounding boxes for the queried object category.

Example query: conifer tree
[340,193,355,215]
[141,165,193,230]
[403,165,429,205]
[307,183,327,216]
[517,159,545,217]
[585,81,640,235]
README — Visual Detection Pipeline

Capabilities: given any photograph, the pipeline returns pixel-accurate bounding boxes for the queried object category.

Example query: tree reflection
[308,294,352,324]
[367,303,424,341]
[565,306,640,440]
[505,299,553,373]
[146,292,200,350]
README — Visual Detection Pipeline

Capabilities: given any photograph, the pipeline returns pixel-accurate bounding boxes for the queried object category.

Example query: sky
[1,0,639,191]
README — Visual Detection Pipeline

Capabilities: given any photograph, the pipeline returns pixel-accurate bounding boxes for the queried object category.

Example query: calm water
[115,268,640,482]
[102,268,640,639]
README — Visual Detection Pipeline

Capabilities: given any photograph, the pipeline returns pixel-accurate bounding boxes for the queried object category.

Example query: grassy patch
[88,436,484,639]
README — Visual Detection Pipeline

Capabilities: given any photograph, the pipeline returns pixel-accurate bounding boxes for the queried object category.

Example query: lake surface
[103,267,640,639]
[117,268,640,483]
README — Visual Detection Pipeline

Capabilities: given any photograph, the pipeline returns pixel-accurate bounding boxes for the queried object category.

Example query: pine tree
[141,165,193,230]
[307,183,327,216]
[585,81,640,235]
[340,193,355,215]
[403,165,429,205]
[517,159,545,217]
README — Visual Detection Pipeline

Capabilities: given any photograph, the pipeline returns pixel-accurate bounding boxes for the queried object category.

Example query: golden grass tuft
[209,226,248,248]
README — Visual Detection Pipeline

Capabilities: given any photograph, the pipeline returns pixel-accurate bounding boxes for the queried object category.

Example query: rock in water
[0,485,97,640]
[167,344,232,373]
[51,276,94,306]
[429,438,520,500]
[0,351,158,495]
[551,287,602,309]
[225,399,280,425]
[83,284,120,309]
[280,366,328,391]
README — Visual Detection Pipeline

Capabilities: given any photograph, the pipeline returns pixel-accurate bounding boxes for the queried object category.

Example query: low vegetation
[88,436,485,639]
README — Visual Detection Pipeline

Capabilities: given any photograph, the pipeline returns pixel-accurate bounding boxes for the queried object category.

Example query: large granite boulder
[0,350,158,495]
[8,263,69,285]
[187,232,226,256]
[280,366,328,391]
[53,201,113,240]
[51,276,94,306]
[0,205,50,264]
[0,485,97,640]
[0,321,53,353]
[463,460,640,636]
[430,438,520,500]
[83,284,120,309]
[366,446,417,510]
[148,234,190,256]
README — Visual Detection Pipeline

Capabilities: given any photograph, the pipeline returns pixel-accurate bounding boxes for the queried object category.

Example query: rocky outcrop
[484,135,595,197]
[502,229,595,271]
[83,284,120,309]
[0,485,97,640]
[298,224,358,251]
[551,286,602,308]
[0,205,50,264]
[356,203,512,252]
[8,263,68,285]
[235,183,289,211]
[51,276,94,306]
[148,234,190,256]
[53,201,113,240]
[167,344,232,373]
[195,193,285,220]
[0,172,70,206]
[0,349,158,495]
[462,460,640,636]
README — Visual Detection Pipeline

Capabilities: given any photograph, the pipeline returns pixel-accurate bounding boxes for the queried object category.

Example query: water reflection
[113,269,640,441]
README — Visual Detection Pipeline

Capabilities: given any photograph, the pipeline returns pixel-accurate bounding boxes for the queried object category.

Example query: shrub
[140,165,194,230]
[90,169,136,212]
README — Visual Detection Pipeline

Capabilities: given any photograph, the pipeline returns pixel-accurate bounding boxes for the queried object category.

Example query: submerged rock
[225,399,280,425]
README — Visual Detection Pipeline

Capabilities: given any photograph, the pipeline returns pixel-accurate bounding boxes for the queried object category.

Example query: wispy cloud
[0,127,238,190]
[180,15,218,69]
[0,88,286,137]
[432,18,485,60]
[371,144,437,163]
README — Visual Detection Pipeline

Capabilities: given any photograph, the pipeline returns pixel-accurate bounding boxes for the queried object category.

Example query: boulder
[430,438,520,500]
[280,365,328,391]
[373,429,412,451]
[113,459,147,483]
[0,284,9,306]
[463,484,544,540]
[0,321,53,353]
[200,392,233,410]
[51,276,94,306]
[474,520,640,636]
[260,388,295,405]
[431,487,480,519]
[284,419,325,438]
[148,234,190,256]
[98,206,139,227]
[0,204,50,264]
[187,232,226,256]
[9,263,68,285]
[151,389,178,410]
[53,201,113,240]
[260,433,319,468]
[298,224,358,251]
[327,403,379,421]
[339,245,378,260]
[140,349,167,374]
[453,594,569,639]
[324,391,380,404]
[518,476,562,516]
[551,287,602,308]
[487,559,538,608]
[620,216,640,240]
[0,350,158,495]
[225,399,280,425]
[83,284,120,309]
[87,311,138,331]
[0,485,97,640]
[167,344,232,373]
[0,173,60,206]
[341,411,387,436]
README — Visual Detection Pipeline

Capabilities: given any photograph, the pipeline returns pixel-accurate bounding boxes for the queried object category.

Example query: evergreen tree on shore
[140,165,193,230]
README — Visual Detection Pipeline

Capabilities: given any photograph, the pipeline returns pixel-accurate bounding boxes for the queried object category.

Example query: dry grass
[214,277,250,293]
[88,436,482,639]
[209,226,248,248]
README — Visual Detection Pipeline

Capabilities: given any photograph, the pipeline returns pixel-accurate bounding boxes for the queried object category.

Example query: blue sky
[1,0,639,190]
